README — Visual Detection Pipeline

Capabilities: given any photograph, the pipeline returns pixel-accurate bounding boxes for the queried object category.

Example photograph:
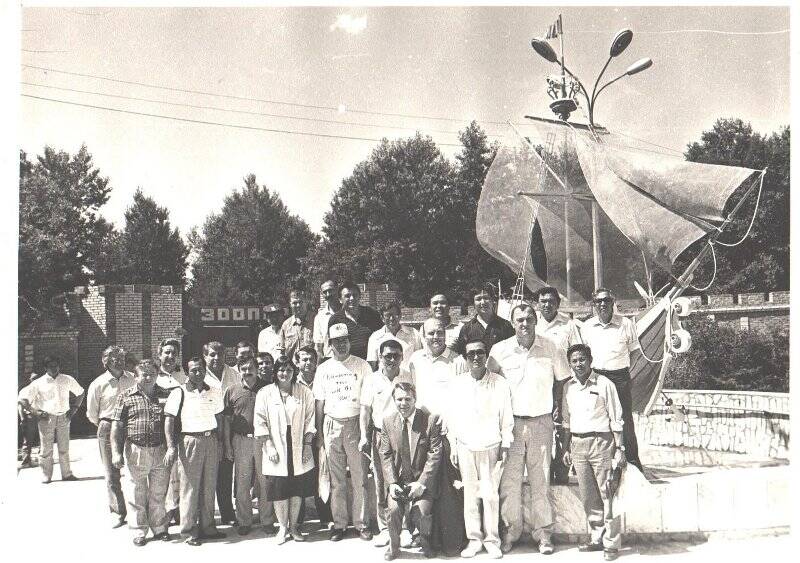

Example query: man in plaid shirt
[111,359,172,546]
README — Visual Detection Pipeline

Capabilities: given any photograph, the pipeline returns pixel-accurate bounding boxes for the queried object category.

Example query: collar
[205,367,223,381]
[538,312,567,329]
[320,302,337,313]
[186,380,210,392]
[571,370,598,387]
[588,314,622,328]
[299,374,314,387]
[344,307,360,322]
[241,377,262,392]
[290,314,305,326]
[424,347,453,361]
[400,408,417,427]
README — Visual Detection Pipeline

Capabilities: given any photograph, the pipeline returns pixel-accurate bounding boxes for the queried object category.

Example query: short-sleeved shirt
[280,313,315,359]
[581,314,640,371]
[454,314,515,356]
[164,383,223,433]
[204,365,239,393]
[488,336,571,417]
[328,306,383,360]
[258,326,283,360]
[223,379,265,436]
[313,354,372,419]
[313,303,338,358]
[24,373,84,415]
[156,367,186,391]
[366,325,423,369]
[360,368,415,429]
[536,313,583,353]
[562,372,624,434]
[407,348,466,420]
[111,386,166,447]
[86,370,136,425]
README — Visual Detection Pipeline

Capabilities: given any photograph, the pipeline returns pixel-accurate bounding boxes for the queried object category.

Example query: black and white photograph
[3,2,795,560]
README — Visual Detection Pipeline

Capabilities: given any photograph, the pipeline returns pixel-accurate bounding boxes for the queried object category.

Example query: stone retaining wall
[637,389,789,459]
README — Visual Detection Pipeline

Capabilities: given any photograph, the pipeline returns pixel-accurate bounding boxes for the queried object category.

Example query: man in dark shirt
[328,281,382,360]
[222,357,271,535]
[110,359,172,546]
[454,284,514,356]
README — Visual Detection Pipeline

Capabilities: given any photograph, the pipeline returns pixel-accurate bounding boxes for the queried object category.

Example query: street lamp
[531,28,652,127]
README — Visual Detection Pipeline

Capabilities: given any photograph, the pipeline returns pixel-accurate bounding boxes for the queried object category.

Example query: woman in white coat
[254,355,316,543]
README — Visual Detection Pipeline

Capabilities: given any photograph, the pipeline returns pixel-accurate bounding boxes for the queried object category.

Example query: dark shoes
[112,517,127,529]
[238,525,251,536]
[604,549,619,561]
[420,536,436,558]
[153,532,170,541]
[202,531,226,540]
[330,528,345,542]
[579,542,604,553]
[62,474,78,481]
[359,528,374,541]
[133,537,147,546]
[384,548,400,561]
[185,537,202,546]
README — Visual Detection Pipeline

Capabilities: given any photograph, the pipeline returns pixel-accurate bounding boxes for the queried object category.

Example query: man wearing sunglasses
[360,339,415,547]
[580,289,642,470]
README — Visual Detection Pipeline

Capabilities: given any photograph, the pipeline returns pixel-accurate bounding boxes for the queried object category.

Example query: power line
[23,63,510,126]
[21,81,482,137]
[21,93,465,147]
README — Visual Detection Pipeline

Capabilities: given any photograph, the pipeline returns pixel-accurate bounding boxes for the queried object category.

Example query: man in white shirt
[562,344,625,562]
[155,337,186,526]
[22,355,85,484]
[280,290,315,360]
[360,339,415,547]
[449,339,513,560]
[313,322,373,541]
[202,341,238,524]
[581,288,642,470]
[258,304,284,360]
[86,345,135,527]
[164,356,226,546]
[313,280,340,360]
[488,303,570,555]
[367,301,423,371]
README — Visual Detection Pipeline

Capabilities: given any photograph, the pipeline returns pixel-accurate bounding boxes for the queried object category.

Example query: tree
[188,175,318,305]
[19,146,114,330]
[93,189,188,285]
[669,119,790,293]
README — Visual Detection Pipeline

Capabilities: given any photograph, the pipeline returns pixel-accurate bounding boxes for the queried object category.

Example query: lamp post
[531,28,652,127]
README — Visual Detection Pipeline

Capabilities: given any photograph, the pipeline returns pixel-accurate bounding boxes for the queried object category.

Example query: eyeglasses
[381,352,401,360]
[465,350,487,359]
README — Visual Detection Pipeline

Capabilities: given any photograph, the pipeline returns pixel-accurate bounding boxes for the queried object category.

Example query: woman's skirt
[264,425,316,501]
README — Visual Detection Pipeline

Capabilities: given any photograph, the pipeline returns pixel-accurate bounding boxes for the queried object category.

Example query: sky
[15,4,791,238]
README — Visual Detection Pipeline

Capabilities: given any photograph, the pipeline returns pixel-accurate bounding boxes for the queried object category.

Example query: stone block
[661,478,699,532]
[697,472,735,531]
[707,294,734,306]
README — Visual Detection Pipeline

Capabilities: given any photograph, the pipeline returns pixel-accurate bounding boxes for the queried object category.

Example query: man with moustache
[360,339,415,547]
[314,279,340,361]
[203,341,239,524]
[280,290,315,360]
[581,289,643,471]
[488,303,570,555]
[222,356,272,535]
[328,282,383,361]
[87,345,135,528]
[164,357,227,546]
[454,284,514,356]
[110,359,172,546]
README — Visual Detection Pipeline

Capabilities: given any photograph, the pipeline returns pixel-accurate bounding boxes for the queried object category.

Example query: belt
[99,418,114,423]
[234,432,255,438]
[128,439,165,448]
[513,414,547,421]
[571,431,612,439]
[182,430,217,437]
[327,414,359,423]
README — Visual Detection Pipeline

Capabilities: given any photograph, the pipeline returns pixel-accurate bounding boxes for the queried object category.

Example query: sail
[573,133,758,273]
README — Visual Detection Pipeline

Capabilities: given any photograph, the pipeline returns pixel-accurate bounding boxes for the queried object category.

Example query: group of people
[18,279,643,562]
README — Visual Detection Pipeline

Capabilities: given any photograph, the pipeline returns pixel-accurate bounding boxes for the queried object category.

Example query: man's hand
[408,482,425,500]
[111,452,124,469]
[388,483,404,500]
[163,446,178,467]
[499,447,509,464]
[562,450,572,468]
[267,446,279,464]
[612,448,627,470]
[358,435,369,453]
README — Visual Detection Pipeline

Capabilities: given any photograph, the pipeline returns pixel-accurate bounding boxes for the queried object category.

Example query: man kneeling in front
[379,382,443,561]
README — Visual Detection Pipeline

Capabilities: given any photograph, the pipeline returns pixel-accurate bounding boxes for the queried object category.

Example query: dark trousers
[20,415,39,462]
[298,438,332,524]
[217,458,235,522]
[431,436,466,556]
[387,493,433,551]
[594,368,643,470]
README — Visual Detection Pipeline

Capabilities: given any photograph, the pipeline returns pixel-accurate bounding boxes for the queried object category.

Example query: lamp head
[609,29,633,57]
[626,57,653,76]
[531,38,559,63]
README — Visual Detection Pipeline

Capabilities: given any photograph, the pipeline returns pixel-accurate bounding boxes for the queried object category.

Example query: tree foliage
[93,189,188,286]
[669,118,790,293]
[303,123,514,306]
[188,175,318,305]
[19,146,114,330]
[666,317,788,392]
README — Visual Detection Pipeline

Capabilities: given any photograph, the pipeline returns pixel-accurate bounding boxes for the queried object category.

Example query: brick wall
[358,283,399,310]
[18,330,79,388]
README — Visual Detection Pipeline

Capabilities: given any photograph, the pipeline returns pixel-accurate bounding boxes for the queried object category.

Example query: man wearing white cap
[313,322,373,541]
[258,304,284,361]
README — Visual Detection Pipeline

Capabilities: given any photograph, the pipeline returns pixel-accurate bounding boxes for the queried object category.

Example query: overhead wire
[21,93,466,147]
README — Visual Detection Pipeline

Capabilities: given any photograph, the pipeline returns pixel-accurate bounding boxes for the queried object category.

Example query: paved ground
[9,438,794,563]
